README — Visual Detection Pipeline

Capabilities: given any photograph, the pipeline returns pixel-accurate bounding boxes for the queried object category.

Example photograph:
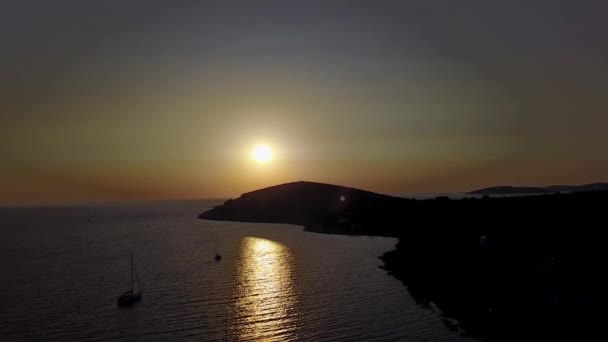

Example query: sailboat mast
[215,234,218,255]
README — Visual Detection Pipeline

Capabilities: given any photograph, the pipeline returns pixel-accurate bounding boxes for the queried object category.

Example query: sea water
[0,200,474,341]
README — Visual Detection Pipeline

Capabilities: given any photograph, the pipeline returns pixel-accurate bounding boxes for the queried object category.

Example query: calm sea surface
[0,200,475,341]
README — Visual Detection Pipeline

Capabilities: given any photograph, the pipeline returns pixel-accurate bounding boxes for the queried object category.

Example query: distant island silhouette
[199,181,607,341]
[468,182,608,195]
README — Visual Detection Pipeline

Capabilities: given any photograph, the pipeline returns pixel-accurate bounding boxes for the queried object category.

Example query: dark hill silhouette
[545,182,608,192]
[199,181,607,341]
[469,182,608,195]
[199,181,408,235]
[468,185,550,195]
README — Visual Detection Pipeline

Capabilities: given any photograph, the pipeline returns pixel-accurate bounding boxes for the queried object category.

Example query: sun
[252,144,273,163]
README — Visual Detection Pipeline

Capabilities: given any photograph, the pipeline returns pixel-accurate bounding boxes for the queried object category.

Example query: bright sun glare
[252,145,273,163]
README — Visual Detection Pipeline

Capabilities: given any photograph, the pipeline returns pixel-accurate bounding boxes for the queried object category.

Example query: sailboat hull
[117,292,142,306]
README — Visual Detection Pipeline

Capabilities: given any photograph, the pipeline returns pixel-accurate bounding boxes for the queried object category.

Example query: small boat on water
[117,254,143,307]
[214,233,222,261]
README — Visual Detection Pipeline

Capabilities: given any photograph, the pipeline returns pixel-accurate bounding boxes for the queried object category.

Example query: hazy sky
[1,0,607,204]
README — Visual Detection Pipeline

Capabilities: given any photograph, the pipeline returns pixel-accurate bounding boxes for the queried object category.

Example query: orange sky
[1,1,607,205]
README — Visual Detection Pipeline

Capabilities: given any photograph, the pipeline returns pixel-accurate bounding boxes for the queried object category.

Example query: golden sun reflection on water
[233,237,298,341]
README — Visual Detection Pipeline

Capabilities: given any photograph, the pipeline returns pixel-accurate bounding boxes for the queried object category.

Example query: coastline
[199,182,607,341]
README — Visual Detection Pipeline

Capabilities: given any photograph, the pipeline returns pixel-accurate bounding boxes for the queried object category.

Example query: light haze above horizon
[1,0,607,205]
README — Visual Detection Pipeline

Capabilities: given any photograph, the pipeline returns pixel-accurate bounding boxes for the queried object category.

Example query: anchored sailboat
[117,254,143,306]
[214,233,222,261]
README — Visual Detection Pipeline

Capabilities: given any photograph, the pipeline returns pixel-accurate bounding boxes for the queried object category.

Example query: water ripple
[0,203,474,341]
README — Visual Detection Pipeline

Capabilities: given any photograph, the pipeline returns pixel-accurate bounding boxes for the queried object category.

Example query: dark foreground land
[200,181,607,341]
